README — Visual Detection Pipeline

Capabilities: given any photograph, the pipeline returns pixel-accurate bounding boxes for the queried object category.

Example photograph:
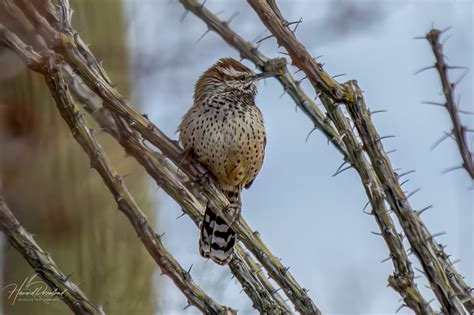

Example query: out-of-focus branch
[1,2,293,313]
[179,0,348,159]
[0,28,235,312]
[0,198,104,315]
[425,29,474,179]
[64,38,310,312]
[43,58,235,315]
[55,5,290,313]
[178,0,435,313]
[46,1,320,313]
[246,0,473,312]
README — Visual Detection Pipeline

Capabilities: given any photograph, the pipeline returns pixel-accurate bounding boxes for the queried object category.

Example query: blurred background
[1,0,472,314]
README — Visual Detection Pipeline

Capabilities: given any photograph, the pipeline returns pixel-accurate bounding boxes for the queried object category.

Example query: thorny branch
[0,1,295,313]
[0,198,104,315]
[61,65,291,314]
[247,0,473,313]
[52,1,318,314]
[53,64,234,314]
[425,29,474,180]
[1,0,472,314]
[68,67,290,314]
[347,82,474,313]
[179,0,349,159]
[178,0,438,313]
[45,53,234,314]
[0,11,235,314]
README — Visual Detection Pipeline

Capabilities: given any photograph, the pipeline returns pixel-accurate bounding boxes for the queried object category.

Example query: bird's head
[194,58,277,101]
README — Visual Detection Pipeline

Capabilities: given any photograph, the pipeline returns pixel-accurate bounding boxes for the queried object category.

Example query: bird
[178,57,274,265]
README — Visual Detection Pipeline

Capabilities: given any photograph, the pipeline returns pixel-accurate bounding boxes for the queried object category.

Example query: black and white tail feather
[199,187,240,265]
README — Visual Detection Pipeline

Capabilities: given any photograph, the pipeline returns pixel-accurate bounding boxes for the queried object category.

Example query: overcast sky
[124,1,473,314]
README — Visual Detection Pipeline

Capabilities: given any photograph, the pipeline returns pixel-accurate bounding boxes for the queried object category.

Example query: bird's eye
[238,75,245,80]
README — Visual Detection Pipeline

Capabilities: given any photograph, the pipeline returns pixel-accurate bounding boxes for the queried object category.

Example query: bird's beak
[255,72,280,80]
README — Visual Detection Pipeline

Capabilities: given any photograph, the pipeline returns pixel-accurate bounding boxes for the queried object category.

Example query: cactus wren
[178,58,273,265]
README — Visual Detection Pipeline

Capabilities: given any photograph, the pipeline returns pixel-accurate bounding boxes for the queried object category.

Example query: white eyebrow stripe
[217,66,247,77]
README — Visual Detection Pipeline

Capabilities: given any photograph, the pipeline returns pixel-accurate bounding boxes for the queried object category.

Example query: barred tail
[199,187,240,265]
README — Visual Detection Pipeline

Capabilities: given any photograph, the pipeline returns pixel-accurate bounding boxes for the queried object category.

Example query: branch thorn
[305,127,318,143]
[332,165,352,177]
[398,170,415,178]
[416,205,433,216]
[195,29,211,44]
[181,10,189,22]
[414,65,435,75]
[441,165,464,175]
[226,12,240,25]
[430,132,453,151]
[400,179,410,186]
[256,34,274,44]
[332,73,346,79]
[370,109,388,115]
[406,188,420,199]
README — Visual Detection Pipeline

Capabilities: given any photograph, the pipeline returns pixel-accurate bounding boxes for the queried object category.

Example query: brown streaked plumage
[178,57,267,265]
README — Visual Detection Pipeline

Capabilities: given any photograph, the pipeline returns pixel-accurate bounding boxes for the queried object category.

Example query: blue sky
[125,1,473,314]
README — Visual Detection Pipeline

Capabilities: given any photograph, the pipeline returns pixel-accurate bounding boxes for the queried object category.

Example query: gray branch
[425,29,474,179]
[246,0,473,312]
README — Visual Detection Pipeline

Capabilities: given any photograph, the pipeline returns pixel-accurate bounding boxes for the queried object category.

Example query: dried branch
[238,249,292,313]
[346,83,471,312]
[179,0,349,159]
[317,93,435,314]
[111,108,291,314]
[229,250,292,314]
[178,0,434,313]
[0,29,236,312]
[97,100,290,313]
[45,60,234,314]
[47,63,235,314]
[1,2,292,313]
[246,1,345,102]
[5,0,472,313]
[46,1,319,313]
[425,29,474,179]
[246,0,473,312]
[0,197,104,315]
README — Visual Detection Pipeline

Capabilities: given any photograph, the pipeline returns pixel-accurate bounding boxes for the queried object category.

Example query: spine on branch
[246,0,473,312]
[0,1,295,313]
[425,29,474,179]
[52,1,320,313]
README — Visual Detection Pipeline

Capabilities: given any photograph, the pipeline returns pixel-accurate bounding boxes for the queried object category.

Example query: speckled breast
[179,99,266,188]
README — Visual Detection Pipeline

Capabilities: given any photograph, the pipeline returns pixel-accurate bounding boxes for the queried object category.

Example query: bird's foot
[224,205,241,226]
[177,148,195,172]
[178,148,211,185]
